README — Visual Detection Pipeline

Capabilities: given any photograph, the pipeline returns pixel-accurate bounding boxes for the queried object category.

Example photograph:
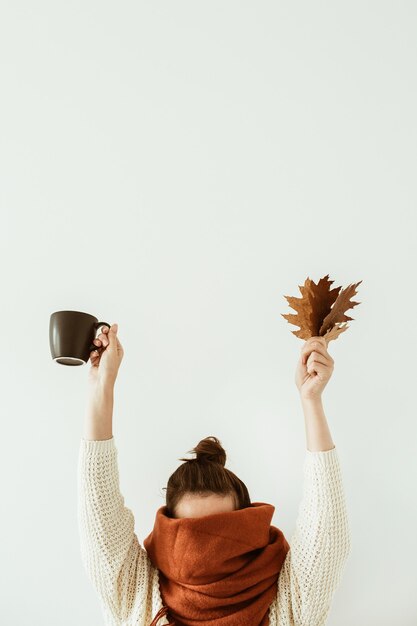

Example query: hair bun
[180,436,227,466]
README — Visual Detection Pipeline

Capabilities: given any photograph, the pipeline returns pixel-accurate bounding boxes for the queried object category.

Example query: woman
[78,324,351,625]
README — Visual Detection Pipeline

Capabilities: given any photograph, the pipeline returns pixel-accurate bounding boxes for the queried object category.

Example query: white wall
[1,2,416,624]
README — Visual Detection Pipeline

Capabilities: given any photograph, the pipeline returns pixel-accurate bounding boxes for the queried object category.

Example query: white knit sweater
[77,437,351,626]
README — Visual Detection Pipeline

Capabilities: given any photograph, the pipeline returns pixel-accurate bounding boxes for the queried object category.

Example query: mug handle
[89,321,111,351]
[95,321,111,331]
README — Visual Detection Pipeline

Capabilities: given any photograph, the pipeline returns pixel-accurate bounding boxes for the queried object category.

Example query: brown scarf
[143,501,290,626]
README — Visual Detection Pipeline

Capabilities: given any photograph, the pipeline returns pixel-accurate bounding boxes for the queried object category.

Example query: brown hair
[162,436,251,518]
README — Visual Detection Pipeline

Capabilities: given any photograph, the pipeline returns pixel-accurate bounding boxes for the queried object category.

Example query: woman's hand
[295,336,334,401]
[88,323,124,390]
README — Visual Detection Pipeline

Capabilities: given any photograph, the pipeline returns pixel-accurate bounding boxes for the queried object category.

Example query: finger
[301,340,332,365]
[301,347,329,366]
[306,360,329,375]
[304,353,333,370]
[94,332,109,347]
[303,336,327,346]
[306,354,330,370]
[300,336,327,354]
[300,337,328,352]
[307,351,334,369]
[94,326,112,347]
[90,349,100,363]
[106,323,118,349]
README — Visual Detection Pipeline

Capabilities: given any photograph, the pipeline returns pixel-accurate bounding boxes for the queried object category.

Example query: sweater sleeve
[273,446,351,626]
[77,437,165,626]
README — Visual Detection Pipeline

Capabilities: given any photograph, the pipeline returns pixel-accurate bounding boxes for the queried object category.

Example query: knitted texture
[77,438,351,626]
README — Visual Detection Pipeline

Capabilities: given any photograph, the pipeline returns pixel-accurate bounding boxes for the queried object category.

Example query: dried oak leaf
[281,274,362,343]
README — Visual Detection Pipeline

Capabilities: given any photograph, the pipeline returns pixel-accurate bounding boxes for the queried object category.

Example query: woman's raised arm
[83,323,123,441]
[296,336,335,452]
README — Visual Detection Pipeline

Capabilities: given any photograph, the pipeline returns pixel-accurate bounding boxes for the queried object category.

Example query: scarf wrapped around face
[143,501,290,626]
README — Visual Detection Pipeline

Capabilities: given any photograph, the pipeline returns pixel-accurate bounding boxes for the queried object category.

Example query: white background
[1,2,416,625]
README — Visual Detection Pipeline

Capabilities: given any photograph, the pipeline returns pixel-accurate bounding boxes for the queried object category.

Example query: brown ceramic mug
[49,310,111,366]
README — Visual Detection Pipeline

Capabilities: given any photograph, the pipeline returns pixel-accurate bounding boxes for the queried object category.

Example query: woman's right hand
[294,336,333,401]
[88,323,124,390]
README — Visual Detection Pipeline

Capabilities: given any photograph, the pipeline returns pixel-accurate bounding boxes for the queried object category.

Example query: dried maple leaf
[281,274,362,343]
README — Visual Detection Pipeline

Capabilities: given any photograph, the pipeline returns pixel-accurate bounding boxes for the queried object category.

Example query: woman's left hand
[295,336,334,401]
